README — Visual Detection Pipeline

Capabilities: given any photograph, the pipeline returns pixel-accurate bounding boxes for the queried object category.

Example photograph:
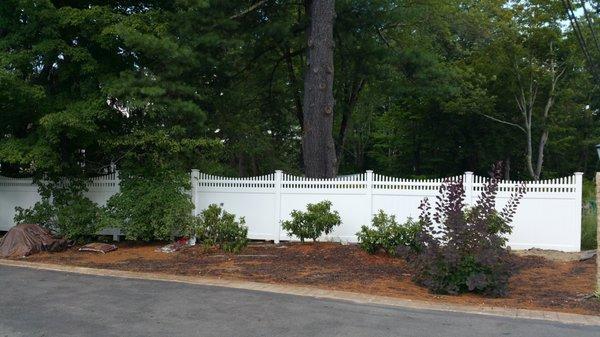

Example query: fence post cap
[366,170,374,173]
[574,172,584,176]
[464,171,474,175]
[275,170,283,173]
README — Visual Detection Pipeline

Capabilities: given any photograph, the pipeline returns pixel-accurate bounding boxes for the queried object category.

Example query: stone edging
[1,258,599,326]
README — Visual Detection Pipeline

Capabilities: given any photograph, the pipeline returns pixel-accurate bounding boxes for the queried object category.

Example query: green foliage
[13,179,102,243]
[0,0,218,206]
[357,211,421,255]
[54,195,103,242]
[102,171,194,242]
[0,1,597,214]
[282,200,341,243]
[14,200,56,229]
[581,179,597,250]
[195,204,248,253]
[582,210,597,251]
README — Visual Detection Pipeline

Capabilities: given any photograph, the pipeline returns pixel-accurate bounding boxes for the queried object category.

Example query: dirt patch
[514,248,596,262]
[16,242,600,316]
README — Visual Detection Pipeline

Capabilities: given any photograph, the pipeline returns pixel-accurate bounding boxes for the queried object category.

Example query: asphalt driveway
[0,265,597,337]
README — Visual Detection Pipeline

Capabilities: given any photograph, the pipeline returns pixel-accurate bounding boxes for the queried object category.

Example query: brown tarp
[0,223,68,258]
[79,243,117,254]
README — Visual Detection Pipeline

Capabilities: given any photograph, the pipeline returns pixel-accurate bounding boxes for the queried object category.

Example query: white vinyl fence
[0,170,584,251]
[0,173,120,236]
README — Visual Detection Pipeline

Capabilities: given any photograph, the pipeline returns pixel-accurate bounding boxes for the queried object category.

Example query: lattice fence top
[192,170,582,195]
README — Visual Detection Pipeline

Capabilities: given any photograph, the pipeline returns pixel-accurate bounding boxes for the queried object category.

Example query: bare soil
[14,242,600,316]
[514,248,596,262]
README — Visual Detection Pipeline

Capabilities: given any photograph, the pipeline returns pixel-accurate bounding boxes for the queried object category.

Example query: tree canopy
[1,0,598,181]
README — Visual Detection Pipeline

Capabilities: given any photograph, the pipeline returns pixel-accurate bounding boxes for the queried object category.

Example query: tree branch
[477,112,527,134]
[229,0,268,20]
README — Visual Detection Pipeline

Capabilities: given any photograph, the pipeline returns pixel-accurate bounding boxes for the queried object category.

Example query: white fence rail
[0,171,584,251]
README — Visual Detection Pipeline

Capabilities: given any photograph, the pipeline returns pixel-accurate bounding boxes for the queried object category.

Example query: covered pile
[79,243,117,254]
[0,223,68,258]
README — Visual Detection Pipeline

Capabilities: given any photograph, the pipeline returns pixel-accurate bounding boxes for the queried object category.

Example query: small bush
[408,164,525,297]
[357,210,421,255]
[581,180,597,250]
[14,181,102,243]
[195,204,248,253]
[14,199,56,228]
[282,200,341,242]
[54,195,103,241]
[582,209,597,250]
[102,171,194,241]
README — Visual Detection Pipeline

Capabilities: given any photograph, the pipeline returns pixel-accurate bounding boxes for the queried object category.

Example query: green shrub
[14,199,56,228]
[581,180,597,250]
[282,200,341,242]
[357,210,421,255]
[54,195,103,242]
[102,171,194,241]
[582,205,597,250]
[195,204,248,253]
[14,180,102,243]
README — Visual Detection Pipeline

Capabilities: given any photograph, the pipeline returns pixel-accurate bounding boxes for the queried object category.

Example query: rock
[579,250,597,262]
[156,241,189,253]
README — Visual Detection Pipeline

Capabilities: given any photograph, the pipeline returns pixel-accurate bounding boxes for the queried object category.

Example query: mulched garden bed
[14,241,600,316]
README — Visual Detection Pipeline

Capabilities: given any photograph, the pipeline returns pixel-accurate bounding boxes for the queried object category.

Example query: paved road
[0,266,598,337]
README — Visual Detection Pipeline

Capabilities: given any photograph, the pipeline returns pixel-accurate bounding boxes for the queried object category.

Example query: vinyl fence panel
[1,171,583,251]
[0,177,41,231]
[194,171,583,251]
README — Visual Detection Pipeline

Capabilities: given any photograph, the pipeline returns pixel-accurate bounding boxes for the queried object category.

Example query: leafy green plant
[14,179,103,243]
[408,164,526,297]
[14,200,56,229]
[282,200,341,242]
[195,204,248,253]
[581,179,597,250]
[357,211,421,255]
[102,171,195,241]
[54,196,103,242]
[582,209,597,251]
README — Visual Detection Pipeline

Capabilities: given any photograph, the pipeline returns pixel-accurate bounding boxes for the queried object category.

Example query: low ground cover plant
[406,164,526,297]
[195,204,248,253]
[357,210,421,256]
[282,200,341,242]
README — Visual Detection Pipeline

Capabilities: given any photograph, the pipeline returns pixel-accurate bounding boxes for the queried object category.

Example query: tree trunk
[335,79,365,173]
[504,157,511,180]
[302,0,337,178]
[284,46,304,129]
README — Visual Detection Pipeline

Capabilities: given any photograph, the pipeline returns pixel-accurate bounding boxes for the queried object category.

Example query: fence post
[366,170,374,219]
[274,170,283,244]
[191,169,199,217]
[574,172,583,251]
[464,171,474,206]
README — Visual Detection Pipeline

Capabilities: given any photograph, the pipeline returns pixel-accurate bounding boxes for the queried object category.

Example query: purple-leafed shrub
[405,163,526,297]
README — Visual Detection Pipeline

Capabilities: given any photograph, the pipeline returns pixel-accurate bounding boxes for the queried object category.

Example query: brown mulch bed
[14,242,600,316]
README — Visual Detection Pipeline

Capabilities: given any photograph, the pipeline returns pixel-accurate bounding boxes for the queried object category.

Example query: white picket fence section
[0,173,120,237]
[192,170,583,252]
[0,170,584,251]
